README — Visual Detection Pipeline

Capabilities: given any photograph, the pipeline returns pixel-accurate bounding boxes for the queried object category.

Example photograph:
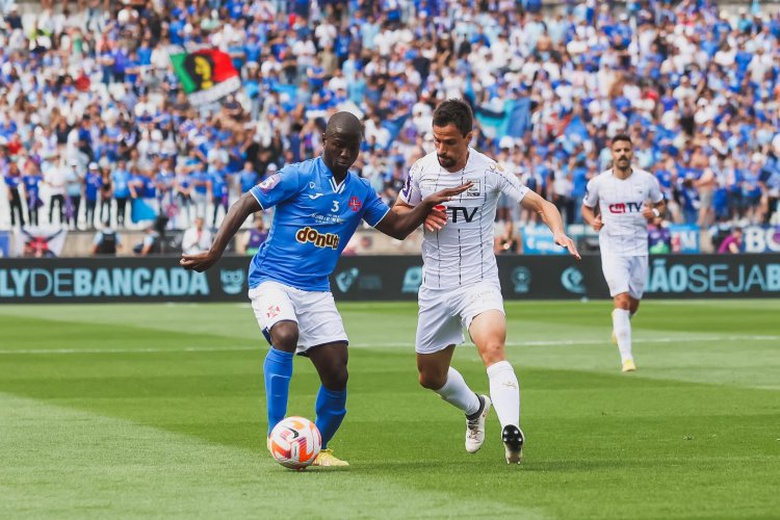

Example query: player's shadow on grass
[358,458,644,473]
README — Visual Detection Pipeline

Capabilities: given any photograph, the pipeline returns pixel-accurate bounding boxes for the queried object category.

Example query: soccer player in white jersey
[394,99,581,464]
[581,134,666,372]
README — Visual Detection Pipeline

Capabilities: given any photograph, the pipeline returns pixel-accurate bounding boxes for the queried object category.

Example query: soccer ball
[268,416,322,470]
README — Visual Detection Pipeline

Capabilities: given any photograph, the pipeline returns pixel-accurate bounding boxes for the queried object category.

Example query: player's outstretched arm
[179,192,261,272]
[376,183,472,240]
[521,190,581,259]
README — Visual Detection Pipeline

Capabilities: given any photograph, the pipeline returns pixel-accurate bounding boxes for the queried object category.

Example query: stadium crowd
[1,0,779,246]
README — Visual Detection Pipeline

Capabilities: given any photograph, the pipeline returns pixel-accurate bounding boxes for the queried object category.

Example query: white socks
[435,367,481,416]
[435,363,521,428]
[487,360,520,428]
[612,308,633,362]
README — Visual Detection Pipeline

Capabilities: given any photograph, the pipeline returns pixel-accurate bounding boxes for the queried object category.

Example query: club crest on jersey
[296,226,340,249]
[349,196,362,212]
[465,180,482,197]
[267,304,281,318]
[258,174,281,193]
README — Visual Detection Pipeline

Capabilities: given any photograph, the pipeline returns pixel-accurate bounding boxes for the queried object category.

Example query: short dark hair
[611,134,633,147]
[433,99,473,137]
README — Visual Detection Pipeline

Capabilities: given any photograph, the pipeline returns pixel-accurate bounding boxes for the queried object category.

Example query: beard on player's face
[437,154,456,167]
[615,155,631,169]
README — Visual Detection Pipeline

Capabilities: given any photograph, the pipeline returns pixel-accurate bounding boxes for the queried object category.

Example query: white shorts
[248,281,348,355]
[600,255,648,299]
[415,281,505,354]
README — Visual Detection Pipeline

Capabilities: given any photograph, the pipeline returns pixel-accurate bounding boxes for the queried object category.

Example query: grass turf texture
[1,300,778,519]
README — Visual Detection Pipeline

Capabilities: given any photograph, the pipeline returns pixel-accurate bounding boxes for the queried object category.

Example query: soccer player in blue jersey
[181,112,468,466]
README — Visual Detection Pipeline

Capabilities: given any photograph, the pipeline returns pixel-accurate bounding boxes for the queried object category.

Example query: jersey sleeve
[583,177,599,208]
[249,167,301,209]
[398,160,423,206]
[361,185,391,227]
[494,163,529,204]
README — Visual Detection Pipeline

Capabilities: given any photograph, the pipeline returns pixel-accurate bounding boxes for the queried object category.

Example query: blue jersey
[85,172,103,201]
[248,157,389,292]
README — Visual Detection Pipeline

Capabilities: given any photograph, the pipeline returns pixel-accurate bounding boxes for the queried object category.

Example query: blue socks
[263,347,347,448]
[263,347,293,436]
[315,386,347,449]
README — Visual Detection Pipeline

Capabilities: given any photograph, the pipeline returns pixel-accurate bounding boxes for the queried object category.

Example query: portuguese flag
[170,48,241,106]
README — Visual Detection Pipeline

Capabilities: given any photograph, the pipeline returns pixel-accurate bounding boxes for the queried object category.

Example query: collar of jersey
[319,158,349,194]
[328,175,347,194]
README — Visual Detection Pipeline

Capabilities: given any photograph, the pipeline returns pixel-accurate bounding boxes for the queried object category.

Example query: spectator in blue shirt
[22,162,43,227]
[209,164,230,227]
[84,162,103,229]
[112,160,132,227]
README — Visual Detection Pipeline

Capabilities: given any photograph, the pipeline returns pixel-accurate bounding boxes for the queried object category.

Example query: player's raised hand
[554,232,581,260]
[421,182,472,231]
[180,251,220,272]
[423,182,472,206]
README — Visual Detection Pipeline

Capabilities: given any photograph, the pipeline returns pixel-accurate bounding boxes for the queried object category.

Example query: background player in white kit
[581,135,666,372]
[393,99,580,464]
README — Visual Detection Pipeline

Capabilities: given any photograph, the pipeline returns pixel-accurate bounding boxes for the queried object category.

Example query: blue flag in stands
[131,198,157,223]
[381,112,411,150]
[473,98,531,139]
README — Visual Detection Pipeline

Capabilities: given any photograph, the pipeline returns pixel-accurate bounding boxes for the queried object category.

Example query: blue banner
[669,224,700,253]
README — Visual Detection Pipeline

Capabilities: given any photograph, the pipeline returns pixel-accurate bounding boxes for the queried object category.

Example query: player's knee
[418,370,446,390]
[614,296,631,310]
[322,365,348,390]
[480,343,505,366]
[269,324,298,351]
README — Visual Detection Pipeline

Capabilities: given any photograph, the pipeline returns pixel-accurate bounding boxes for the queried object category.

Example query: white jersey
[399,148,529,290]
[583,168,663,257]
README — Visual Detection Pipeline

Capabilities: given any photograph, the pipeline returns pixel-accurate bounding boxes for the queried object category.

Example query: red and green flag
[170,48,241,106]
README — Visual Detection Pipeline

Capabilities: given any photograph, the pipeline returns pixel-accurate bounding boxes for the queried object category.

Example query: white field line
[0,335,778,355]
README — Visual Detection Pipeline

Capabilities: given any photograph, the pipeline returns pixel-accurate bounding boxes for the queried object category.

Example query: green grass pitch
[1,300,779,519]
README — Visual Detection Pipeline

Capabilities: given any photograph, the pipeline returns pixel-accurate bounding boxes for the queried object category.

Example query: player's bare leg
[308,341,350,466]
[417,346,488,453]
[469,310,524,463]
[612,293,636,372]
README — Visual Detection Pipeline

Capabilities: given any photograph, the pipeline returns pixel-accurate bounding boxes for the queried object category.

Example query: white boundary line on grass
[1,335,778,355]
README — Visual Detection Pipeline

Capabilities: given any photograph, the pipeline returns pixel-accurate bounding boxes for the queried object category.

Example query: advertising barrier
[1,254,779,303]
[0,257,236,303]
[742,225,780,253]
